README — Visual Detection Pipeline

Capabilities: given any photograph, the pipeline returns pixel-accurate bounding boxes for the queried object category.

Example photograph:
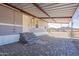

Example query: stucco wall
[22,14,48,32]
[22,14,33,32]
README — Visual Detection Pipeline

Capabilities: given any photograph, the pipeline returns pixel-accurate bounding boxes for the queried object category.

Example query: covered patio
[0,3,79,56]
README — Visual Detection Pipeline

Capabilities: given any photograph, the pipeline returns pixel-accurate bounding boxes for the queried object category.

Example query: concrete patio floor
[0,35,79,56]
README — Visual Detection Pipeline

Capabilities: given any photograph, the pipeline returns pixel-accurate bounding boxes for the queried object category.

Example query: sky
[73,7,79,28]
[48,6,79,28]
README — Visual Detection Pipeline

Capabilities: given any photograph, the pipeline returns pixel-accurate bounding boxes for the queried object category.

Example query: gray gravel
[0,35,79,56]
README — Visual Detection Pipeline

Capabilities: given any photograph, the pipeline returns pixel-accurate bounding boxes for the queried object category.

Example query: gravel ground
[0,35,79,56]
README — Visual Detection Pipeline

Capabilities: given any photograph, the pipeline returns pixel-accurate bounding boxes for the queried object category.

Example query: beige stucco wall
[22,14,33,32]
[22,14,48,33]
[38,19,48,30]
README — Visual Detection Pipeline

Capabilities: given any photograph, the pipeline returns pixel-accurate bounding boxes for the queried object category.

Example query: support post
[70,18,73,38]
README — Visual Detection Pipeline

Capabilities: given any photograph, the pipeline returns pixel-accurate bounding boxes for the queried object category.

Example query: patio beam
[33,3,56,22]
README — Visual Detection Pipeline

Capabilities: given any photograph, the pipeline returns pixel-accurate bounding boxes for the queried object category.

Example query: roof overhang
[2,3,79,24]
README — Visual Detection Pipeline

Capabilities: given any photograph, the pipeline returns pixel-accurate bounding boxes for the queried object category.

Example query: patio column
[70,18,73,38]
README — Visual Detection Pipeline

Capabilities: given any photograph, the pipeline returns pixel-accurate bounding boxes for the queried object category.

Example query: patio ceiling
[4,3,79,24]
